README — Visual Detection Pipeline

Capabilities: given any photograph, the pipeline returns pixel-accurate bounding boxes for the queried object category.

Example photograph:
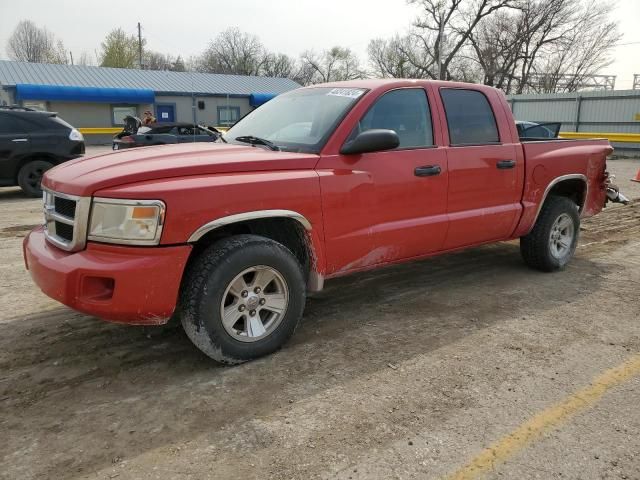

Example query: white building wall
[154,95,252,126]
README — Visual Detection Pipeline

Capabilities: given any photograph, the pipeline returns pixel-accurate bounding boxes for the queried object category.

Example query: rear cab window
[348,88,434,149]
[440,89,500,146]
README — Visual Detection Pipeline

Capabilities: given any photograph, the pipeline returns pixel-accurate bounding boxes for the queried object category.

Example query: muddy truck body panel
[314,80,612,278]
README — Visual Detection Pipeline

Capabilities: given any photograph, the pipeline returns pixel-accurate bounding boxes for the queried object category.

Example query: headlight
[88,198,165,245]
[69,128,84,142]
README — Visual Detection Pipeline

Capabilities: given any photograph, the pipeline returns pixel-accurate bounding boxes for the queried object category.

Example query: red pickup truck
[24,79,618,364]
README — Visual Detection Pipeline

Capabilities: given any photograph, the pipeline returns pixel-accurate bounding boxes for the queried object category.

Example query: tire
[180,234,306,364]
[17,160,54,197]
[520,195,580,272]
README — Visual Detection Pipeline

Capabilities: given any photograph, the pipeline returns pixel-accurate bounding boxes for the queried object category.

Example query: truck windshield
[222,87,366,153]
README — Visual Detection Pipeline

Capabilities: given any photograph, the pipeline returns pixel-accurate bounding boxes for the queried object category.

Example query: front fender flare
[187,209,312,242]
[186,210,324,292]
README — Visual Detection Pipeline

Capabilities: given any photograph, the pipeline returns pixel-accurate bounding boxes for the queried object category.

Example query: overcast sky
[0,0,638,88]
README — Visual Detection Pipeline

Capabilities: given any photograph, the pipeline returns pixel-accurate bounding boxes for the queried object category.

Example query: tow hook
[605,173,631,205]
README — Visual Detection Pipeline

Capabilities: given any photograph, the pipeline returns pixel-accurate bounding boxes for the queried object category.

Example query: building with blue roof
[0,60,300,143]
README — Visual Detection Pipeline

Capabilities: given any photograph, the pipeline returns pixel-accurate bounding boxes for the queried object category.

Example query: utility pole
[137,22,143,69]
[437,12,444,80]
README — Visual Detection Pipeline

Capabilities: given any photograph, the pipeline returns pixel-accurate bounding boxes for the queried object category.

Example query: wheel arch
[13,153,61,182]
[186,210,324,292]
[531,174,588,226]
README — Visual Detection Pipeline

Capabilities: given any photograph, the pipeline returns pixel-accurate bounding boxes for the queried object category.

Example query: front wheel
[520,196,580,272]
[17,160,54,197]
[180,235,306,364]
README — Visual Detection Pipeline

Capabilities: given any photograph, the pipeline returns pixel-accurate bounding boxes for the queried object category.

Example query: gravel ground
[0,155,638,480]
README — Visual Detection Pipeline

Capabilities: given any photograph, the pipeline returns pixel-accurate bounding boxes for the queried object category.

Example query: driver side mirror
[340,129,400,155]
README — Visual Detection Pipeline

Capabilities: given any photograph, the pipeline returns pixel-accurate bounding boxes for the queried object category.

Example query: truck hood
[43,143,320,196]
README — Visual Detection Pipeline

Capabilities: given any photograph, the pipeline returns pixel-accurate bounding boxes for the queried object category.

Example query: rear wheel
[180,235,306,364]
[17,160,54,197]
[520,196,580,271]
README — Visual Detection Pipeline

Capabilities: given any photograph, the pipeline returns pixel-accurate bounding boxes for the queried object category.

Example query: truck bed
[513,138,612,238]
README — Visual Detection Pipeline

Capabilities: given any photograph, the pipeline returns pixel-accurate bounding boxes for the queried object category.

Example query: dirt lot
[1,157,639,480]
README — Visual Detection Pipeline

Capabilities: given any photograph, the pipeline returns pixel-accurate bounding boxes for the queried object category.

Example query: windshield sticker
[327,88,364,99]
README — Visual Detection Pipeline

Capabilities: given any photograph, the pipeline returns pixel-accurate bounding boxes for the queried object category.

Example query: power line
[614,40,640,46]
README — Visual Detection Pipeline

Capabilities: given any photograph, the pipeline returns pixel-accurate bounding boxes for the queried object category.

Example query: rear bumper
[23,227,192,325]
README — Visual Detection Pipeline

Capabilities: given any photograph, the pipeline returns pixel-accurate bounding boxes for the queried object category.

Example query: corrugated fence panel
[507,90,640,154]
[511,99,576,124]
[579,97,640,123]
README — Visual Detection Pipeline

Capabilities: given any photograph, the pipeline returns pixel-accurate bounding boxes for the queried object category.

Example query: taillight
[120,136,135,143]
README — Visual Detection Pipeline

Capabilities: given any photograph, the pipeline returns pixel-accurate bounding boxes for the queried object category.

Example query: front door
[318,87,449,275]
[155,104,175,123]
[436,87,523,250]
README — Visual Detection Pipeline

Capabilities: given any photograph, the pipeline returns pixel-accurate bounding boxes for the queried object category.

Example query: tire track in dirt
[0,202,637,479]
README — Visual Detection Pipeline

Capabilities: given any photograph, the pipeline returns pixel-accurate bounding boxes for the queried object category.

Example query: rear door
[435,87,523,249]
[0,113,31,183]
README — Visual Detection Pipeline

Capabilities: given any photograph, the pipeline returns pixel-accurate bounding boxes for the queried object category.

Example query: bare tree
[77,51,96,66]
[198,28,265,75]
[368,35,433,78]
[261,53,297,78]
[299,47,365,84]
[409,0,517,79]
[99,28,140,68]
[366,0,517,81]
[467,10,523,90]
[524,0,620,92]
[469,0,620,93]
[371,0,620,92]
[143,51,187,71]
[7,20,67,64]
[172,56,186,72]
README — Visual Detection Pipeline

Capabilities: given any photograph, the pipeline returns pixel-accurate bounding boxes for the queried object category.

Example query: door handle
[11,138,28,142]
[496,159,516,169]
[414,165,441,177]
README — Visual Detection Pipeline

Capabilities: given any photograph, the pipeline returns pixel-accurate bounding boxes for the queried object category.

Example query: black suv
[0,106,85,196]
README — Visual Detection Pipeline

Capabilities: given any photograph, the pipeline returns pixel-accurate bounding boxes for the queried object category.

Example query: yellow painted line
[78,127,121,135]
[445,354,640,480]
[560,132,640,143]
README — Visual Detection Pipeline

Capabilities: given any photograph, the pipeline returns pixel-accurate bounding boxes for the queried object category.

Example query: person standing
[142,110,156,126]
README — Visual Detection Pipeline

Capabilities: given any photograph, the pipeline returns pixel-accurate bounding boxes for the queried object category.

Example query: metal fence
[506,89,640,155]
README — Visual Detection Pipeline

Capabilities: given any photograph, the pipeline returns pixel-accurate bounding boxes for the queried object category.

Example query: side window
[178,126,196,136]
[440,89,500,145]
[0,115,32,134]
[353,88,433,149]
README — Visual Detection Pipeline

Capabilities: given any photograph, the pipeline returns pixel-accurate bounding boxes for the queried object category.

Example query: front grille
[54,221,73,241]
[54,197,76,219]
[43,189,91,251]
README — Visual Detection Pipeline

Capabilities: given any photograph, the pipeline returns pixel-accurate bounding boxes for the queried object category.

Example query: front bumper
[24,227,192,325]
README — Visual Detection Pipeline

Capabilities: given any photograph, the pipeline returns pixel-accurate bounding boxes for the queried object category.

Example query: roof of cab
[300,78,500,94]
